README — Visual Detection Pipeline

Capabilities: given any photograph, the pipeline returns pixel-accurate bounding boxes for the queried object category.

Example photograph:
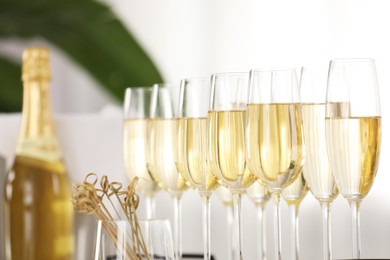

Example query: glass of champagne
[300,67,338,260]
[246,68,305,260]
[208,72,256,260]
[149,83,189,259]
[281,171,308,260]
[215,186,235,260]
[123,87,159,219]
[325,59,381,259]
[177,78,219,260]
[245,181,270,260]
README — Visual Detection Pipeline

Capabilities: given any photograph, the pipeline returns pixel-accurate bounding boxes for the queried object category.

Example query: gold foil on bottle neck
[22,47,51,81]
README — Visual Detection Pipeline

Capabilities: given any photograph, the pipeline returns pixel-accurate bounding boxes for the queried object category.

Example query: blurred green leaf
[0,0,163,111]
[0,56,22,112]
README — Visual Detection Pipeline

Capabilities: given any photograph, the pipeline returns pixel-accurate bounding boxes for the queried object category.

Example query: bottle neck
[16,79,62,162]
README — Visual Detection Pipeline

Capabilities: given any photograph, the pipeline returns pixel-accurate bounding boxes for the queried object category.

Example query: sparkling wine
[301,103,338,202]
[5,156,74,259]
[208,110,255,191]
[149,118,189,196]
[246,103,304,192]
[325,114,381,200]
[177,118,219,194]
[4,47,73,259]
[123,118,158,196]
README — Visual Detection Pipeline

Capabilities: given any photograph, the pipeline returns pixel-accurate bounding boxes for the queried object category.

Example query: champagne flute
[246,68,305,260]
[215,186,235,260]
[149,83,189,259]
[123,87,159,219]
[281,171,308,260]
[300,67,338,260]
[208,72,256,260]
[325,59,381,259]
[177,78,219,260]
[246,181,270,260]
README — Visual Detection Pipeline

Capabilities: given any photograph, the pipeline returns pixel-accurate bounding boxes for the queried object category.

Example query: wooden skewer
[72,174,150,260]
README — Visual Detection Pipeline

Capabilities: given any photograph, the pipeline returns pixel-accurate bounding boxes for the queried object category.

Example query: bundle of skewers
[72,173,149,260]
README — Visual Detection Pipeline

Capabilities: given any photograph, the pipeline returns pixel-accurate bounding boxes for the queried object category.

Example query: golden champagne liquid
[282,171,309,205]
[325,115,381,200]
[208,110,255,191]
[123,119,158,196]
[246,180,270,206]
[246,103,305,192]
[5,156,73,259]
[177,118,219,195]
[301,103,338,202]
[149,118,189,196]
[4,47,73,259]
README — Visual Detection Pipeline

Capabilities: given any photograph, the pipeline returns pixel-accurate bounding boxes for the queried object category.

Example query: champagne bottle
[4,47,74,259]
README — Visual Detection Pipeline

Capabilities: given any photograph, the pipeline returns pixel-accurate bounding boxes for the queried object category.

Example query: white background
[1,0,390,259]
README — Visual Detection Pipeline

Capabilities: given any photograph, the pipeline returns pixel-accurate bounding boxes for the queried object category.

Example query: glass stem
[173,196,182,260]
[349,199,361,259]
[289,204,299,260]
[226,204,235,260]
[321,201,332,260]
[273,192,282,260]
[232,191,243,260]
[255,203,266,260]
[202,195,211,260]
[145,195,156,219]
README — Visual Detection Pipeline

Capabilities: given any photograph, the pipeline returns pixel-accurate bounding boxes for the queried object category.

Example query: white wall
[1,0,390,259]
